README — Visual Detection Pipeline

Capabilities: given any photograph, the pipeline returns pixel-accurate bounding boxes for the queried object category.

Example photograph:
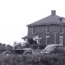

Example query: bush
[0,53,65,65]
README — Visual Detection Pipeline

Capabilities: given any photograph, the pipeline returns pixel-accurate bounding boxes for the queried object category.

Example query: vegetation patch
[0,53,65,65]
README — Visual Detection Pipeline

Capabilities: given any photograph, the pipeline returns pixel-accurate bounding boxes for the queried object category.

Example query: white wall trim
[59,36,63,46]
[46,36,50,45]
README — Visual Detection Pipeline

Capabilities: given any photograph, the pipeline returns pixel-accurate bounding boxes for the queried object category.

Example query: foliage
[0,43,13,53]
[0,53,65,65]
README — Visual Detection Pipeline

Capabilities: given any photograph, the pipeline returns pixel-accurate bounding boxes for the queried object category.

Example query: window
[46,26,49,33]
[46,36,50,45]
[59,36,63,46]
[32,27,35,34]
[60,26,63,33]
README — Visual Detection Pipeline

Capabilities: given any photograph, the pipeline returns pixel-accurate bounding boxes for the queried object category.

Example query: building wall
[63,25,65,33]
[39,33,65,46]
[28,25,62,34]
[28,27,32,35]
[49,25,61,32]
[28,26,47,34]
[39,33,54,45]
[63,34,65,46]
[28,25,65,46]
[34,26,46,33]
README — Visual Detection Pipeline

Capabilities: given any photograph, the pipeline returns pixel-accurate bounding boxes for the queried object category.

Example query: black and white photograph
[0,0,65,65]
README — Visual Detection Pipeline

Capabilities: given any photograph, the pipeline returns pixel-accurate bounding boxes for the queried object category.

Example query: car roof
[45,44,60,49]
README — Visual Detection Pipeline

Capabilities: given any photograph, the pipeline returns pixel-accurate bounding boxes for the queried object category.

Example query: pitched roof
[22,33,40,39]
[22,35,35,39]
[22,34,38,39]
[27,10,65,26]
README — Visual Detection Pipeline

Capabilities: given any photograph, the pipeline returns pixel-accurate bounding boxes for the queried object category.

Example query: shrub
[0,53,65,65]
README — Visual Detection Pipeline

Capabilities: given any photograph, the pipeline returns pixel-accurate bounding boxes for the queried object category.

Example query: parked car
[23,48,33,54]
[14,48,33,55]
[2,48,33,55]
[2,51,11,56]
[41,44,64,54]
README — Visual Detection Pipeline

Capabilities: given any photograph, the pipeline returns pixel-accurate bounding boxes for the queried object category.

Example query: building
[22,10,65,46]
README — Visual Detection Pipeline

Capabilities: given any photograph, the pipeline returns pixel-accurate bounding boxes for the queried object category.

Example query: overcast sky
[0,0,65,46]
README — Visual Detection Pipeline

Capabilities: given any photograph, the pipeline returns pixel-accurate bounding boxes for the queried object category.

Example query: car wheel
[25,52,32,55]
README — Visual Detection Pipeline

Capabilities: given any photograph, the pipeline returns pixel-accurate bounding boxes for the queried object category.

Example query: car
[41,44,64,54]
[2,51,11,56]
[2,48,33,55]
[14,48,33,55]
[23,48,33,54]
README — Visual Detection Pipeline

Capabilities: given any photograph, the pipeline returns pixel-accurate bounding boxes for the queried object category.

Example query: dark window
[46,26,49,33]
[60,26,63,33]
[32,27,35,34]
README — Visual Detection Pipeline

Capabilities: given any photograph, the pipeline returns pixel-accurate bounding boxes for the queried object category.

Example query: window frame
[60,26,63,33]
[59,36,63,46]
[32,27,35,34]
[46,36,50,45]
[46,26,49,33]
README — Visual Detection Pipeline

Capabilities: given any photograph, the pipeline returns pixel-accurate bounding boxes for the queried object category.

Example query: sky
[0,0,65,46]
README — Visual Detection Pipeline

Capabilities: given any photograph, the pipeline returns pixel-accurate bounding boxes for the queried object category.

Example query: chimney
[51,10,56,15]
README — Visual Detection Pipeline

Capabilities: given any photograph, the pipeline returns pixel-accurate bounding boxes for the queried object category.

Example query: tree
[6,45,13,50]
